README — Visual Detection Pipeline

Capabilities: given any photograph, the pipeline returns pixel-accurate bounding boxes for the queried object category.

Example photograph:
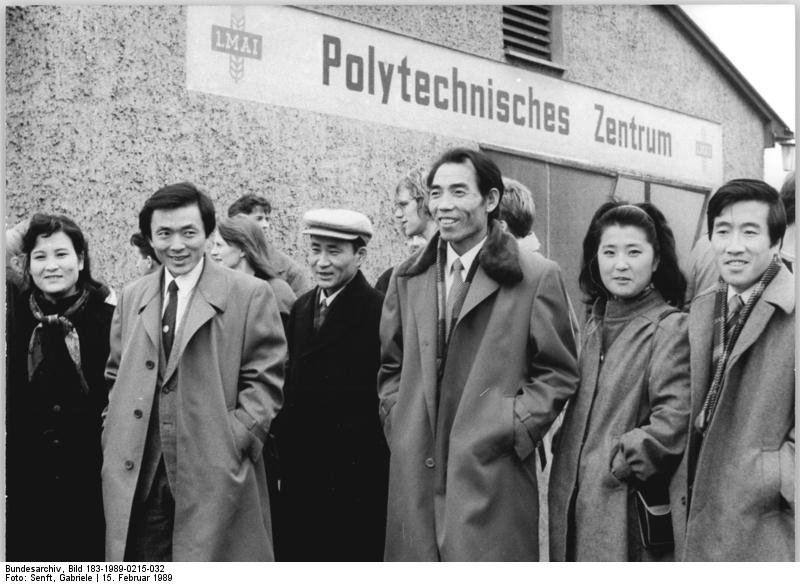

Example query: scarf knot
[27,288,92,395]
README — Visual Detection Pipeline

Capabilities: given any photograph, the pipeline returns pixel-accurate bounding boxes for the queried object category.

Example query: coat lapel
[163,259,227,382]
[302,272,369,356]
[453,266,499,331]
[137,270,165,355]
[727,266,794,370]
[409,266,439,436]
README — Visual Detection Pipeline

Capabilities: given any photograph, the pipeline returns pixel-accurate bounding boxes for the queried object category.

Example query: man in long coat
[671,179,794,561]
[102,183,286,561]
[274,209,389,561]
[378,149,579,561]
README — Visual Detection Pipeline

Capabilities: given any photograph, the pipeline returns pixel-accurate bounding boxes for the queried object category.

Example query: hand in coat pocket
[610,441,633,483]
[229,410,265,464]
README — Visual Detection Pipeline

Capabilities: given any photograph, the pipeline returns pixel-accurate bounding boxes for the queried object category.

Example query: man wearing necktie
[378,148,579,561]
[101,183,287,561]
[273,208,389,561]
[672,179,794,561]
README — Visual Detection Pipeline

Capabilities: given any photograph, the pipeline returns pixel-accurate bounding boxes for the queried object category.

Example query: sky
[680,4,796,188]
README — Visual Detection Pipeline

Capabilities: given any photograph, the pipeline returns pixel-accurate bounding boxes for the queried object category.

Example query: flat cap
[302,208,373,244]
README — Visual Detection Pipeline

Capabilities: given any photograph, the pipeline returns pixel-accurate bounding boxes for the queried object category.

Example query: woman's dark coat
[5,283,114,561]
[273,270,389,561]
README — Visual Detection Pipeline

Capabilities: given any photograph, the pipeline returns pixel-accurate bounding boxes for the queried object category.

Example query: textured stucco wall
[5,5,769,293]
[559,4,764,181]
[5,5,470,292]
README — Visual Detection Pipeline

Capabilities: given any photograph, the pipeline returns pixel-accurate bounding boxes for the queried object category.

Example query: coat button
[145,360,155,370]
[162,386,170,394]
[425,457,435,468]
[52,439,60,446]
[680,496,687,505]
[124,460,135,471]
[52,404,61,413]
[133,409,143,419]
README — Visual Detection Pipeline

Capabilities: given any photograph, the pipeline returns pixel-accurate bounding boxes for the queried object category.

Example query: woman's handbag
[633,488,674,551]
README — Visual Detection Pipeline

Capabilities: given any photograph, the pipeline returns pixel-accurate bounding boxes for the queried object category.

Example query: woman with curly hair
[549,201,691,561]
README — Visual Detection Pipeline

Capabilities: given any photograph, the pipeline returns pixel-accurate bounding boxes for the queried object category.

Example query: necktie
[162,280,178,358]
[727,294,743,331]
[446,258,465,335]
[316,296,329,332]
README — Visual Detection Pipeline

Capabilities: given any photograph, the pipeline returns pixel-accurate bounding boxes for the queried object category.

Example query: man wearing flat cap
[273,208,389,561]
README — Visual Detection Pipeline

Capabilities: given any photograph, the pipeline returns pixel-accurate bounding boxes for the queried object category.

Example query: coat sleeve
[102,286,125,428]
[229,281,287,463]
[615,312,691,483]
[513,261,580,460]
[377,268,403,442]
[780,425,794,511]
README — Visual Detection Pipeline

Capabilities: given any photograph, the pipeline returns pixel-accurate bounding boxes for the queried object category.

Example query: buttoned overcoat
[548,291,690,561]
[378,225,579,561]
[671,265,795,561]
[274,270,389,561]
[101,258,286,561]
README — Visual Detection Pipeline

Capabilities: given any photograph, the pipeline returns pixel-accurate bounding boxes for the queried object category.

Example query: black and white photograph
[3,2,796,573]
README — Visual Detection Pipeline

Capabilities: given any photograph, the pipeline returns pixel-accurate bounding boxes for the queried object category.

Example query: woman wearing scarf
[6,213,114,561]
[548,202,690,561]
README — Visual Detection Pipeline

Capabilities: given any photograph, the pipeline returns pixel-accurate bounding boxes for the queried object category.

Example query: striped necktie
[446,258,465,335]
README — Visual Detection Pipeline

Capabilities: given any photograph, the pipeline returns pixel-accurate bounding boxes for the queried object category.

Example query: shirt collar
[727,281,757,305]
[164,256,205,294]
[319,282,346,307]
[446,237,486,276]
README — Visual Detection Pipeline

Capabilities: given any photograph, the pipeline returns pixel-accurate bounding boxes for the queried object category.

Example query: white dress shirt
[162,257,205,335]
[445,238,486,296]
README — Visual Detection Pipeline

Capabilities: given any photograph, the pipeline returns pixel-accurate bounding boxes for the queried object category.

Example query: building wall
[5,5,768,292]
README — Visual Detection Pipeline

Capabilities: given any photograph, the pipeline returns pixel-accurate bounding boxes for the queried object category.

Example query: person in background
[211,215,296,329]
[671,179,794,561]
[549,202,690,561]
[499,176,541,253]
[378,148,579,561]
[6,218,30,288]
[228,194,312,296]
[375,170,438,295]
[102,183,286,561]
[274,209,389,561]
[6,213,114,561]
[130,231,161,276]
[779,172,794,271]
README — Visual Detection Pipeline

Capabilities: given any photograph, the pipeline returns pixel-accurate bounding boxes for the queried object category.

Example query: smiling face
[308,235,365,293]
[711,200,778,293]
[210,231,245,271]
[28,231,84,302]
[394,188,426,238]
[428,160,499,256]
[597,224,658,299]
[149,203,207,277]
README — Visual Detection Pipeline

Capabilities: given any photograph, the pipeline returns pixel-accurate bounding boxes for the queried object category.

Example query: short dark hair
[579,201,687,308]
[139,182,216,240]
[427,148,504,222]
[228,194,272,217]
[706,178,786,246]
[499,177,535,238]
[22,213,104,292]
[780,172,795,225]
[130,232,160,264]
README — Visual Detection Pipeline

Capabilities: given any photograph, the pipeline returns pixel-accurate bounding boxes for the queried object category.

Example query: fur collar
[396,220,523,286]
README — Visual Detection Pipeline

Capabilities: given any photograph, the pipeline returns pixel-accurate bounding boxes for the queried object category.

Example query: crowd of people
[4,148,795,562]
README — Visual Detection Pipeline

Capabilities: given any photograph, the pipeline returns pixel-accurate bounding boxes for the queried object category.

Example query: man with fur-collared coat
[378,149,579,561]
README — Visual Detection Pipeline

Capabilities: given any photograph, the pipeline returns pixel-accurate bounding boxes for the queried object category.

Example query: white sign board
[187,5,724,186]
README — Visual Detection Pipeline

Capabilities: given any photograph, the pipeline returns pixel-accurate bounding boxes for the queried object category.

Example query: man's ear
[355,245,368,266]
[485,188,500,214]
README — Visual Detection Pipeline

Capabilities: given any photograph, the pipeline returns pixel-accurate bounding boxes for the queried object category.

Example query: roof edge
[662,5,794,144]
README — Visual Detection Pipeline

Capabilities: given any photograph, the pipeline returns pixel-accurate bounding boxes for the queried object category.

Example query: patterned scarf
[696,257,782,433]
[27,287,92,395]
[435,238,479,382]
